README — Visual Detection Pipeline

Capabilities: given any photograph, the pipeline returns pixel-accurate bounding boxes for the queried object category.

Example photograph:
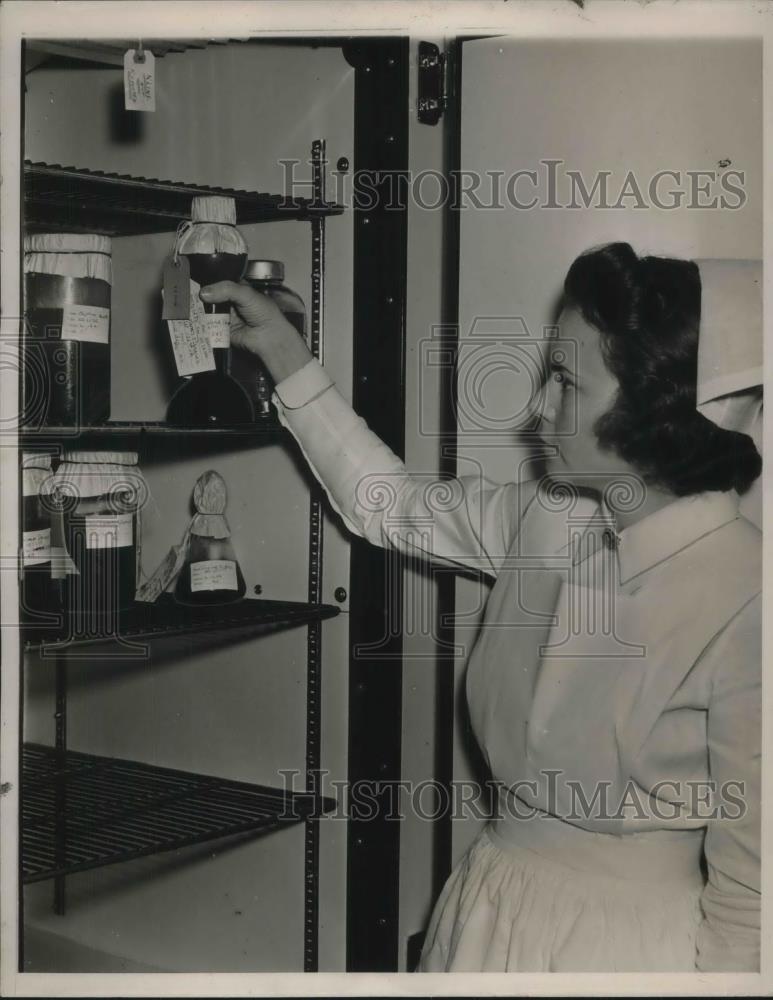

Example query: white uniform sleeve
[695,593,762,972]
[272,358,537,578]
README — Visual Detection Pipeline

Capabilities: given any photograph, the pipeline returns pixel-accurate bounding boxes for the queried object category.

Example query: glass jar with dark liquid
[166,196,254,426]
[48,451,147,629]
[23,233,112,428]
[21,452,54,622]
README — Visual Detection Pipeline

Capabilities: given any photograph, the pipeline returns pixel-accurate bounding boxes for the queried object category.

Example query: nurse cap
[695,258,763,529]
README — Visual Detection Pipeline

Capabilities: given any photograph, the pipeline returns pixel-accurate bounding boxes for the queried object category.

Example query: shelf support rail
[53,654,67,914]
[304,137,327,973]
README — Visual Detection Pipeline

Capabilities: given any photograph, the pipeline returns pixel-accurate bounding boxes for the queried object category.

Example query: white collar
[597,491,741,585]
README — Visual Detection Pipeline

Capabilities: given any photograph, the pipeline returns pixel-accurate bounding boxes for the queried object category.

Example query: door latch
[417,41,446,125]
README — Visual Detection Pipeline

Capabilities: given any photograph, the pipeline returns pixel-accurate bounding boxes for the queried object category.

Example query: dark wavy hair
[562,242,761,496]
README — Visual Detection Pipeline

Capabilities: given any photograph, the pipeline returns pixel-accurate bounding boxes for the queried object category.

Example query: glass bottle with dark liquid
[174,470,247,606]
[166,196,254,426]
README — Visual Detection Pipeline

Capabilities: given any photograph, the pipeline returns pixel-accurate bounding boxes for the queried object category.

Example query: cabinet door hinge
[417,41,446,125]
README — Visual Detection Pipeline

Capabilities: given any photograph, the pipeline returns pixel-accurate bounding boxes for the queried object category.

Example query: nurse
[200,241,762,973]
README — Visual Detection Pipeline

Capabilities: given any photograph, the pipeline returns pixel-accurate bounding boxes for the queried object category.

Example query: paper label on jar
[190,559,238,592]
[61,304,110,344]
[203,313,231,349]
[23,528,51,566]
[84,513,133,549]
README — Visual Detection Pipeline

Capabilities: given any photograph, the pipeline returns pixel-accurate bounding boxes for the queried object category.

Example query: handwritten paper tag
[124,49,156,112]
[165,279,216,376]
[135,531,190,603]
[190,279,206,324]
[61,303,110,343]
[167,319,215,376]
[204,313,231,349]
[162,255,190,320]
[50,545,76,579]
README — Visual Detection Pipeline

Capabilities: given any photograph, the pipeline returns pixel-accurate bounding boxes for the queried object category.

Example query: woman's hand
[199,280,313,383]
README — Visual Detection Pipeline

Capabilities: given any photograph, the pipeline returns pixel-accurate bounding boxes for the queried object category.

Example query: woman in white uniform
[201,242,762,973]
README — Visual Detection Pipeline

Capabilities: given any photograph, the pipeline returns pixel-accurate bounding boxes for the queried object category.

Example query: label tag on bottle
[166,280,216,376]
[23,527,51,566]
[84,513,133,550]
[50,545,76,578]
[190,560,238,592]
[50,511,78,577]
[124,49,156,112]
[204,313,231,349]
[61,303,110,344]
[162,256,190,320]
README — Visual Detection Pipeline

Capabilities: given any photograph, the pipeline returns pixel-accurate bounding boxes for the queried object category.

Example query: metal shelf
[24,161,345,236]
[21,743,336,883]
[19,138,335,967]
[23,595,340,654]
[19,418,286,442]
[25,38,230,69]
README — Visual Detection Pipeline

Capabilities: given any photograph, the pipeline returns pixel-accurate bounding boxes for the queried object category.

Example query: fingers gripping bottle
[166,196,254,426]
[175,470,246,606]
[231,260,308,417]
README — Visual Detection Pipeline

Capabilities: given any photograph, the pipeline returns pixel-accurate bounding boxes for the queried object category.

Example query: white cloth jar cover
[42,450,146,501]
[176,196,247,257]
[24,233,113,283]
[695,259,763,530]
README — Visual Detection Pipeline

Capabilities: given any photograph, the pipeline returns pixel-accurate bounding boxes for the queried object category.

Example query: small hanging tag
[165,278,216,376]
[162,255,190,320]
[136,528,191,603]
[124,48,156,112]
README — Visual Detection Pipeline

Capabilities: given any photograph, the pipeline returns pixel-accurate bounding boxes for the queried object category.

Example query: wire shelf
[22,743,336,882]
[24,161,345,236]
[22,595,340,653]
[25,38,228,68]
[19,418,286,442]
